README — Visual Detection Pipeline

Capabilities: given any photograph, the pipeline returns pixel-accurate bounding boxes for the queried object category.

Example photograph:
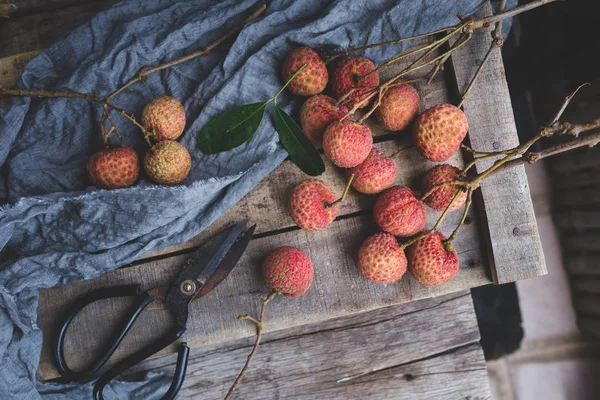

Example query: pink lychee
[407,232,459,286]
[376,84,420,131]
[142,96,186,141]
[288,179,338,231]
[87,145,139,189]
[281,47,328,96]
[332,56,380,108]
[322,120,373,168]
[347,148,397,194]
[299,95,348,144]
[358,232,407,284]
[262,246,314,297]
[421,164,467,212]
[413,103,469,162]
[373,186,427,237]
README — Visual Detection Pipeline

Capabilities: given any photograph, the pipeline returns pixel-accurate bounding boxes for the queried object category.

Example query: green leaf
[197,101,268,154]
[273,104,325,176]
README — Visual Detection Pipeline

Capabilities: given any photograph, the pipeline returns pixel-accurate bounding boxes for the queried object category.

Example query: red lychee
[373,186,427,237]
[281,47,328,96]
[358,232,407,284]
[142,96,186,141]
[407,232,459,286]
[299,95,348,144]
[144,140,191,185]
[87,145,139,189]
[332,56,380,108]
[347,148,397,194]
[413,103,469,162]
[322,120,373,168]
[376,84,420,131]
[421,164,467,212]
[263,246,314,297]
[288,179,338,231]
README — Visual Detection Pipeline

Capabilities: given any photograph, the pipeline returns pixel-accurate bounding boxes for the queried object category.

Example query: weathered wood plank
[556,187,600,208]
[126,293,490,400]
[450,2,546,284]
[565,255,600,276]
[574,295,600,317]
[0,0,118,57]
[549,148,600,175]
[37,214,490,379]
[563,233,600,253]
[572,279,600,295]
[580,317,600,337]
[0,51,37,107]
[555,210,600,231]
[8,0,106,16]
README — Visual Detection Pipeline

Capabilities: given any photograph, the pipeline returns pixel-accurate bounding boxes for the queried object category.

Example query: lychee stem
[325,174,355,209]
[225,291,278,400]
[273,64,307,100]
[443,188,473,251]
[419,181,468,202]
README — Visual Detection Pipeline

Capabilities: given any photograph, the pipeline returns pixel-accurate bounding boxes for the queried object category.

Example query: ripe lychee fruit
[407,232,459,286]
[87,145,139,189]
[299,95,348,144]
[332,56,380,108]
[413,103,469,162]
[421,164,467,212]
[262,246,314,297]
[141,96,186,141]
[281,47,328,96]
[358,233,407,284]
[144,140,191,185]
[374,186,427,237]
[347,148,397,194]
[323,120,373,168]
[288,179,338,231]
[376,84,420,131]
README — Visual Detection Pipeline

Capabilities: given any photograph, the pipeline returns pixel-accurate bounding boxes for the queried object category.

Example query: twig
[106,3,267,101]
[225,292,278,400]
[326,174,355,209]
[419,181,468,202]
[477,0,561,27]
[443,188,473,251]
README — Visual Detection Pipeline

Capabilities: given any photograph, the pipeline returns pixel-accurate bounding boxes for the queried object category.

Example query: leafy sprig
[197,64,325,176]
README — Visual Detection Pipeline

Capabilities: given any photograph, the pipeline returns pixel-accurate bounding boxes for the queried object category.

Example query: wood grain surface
[123,292,491,399]
[450,2,546,284]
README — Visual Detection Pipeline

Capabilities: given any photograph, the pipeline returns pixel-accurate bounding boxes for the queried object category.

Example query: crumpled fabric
[0,0,513,398]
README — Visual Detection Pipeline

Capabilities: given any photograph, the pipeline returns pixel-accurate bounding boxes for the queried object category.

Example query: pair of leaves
[197,101,324,176]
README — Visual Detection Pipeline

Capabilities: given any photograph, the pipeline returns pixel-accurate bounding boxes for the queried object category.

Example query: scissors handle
[93,327,189,400]
[54,284,153,382]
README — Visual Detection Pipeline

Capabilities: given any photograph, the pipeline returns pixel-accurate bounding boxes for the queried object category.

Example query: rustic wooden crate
[0,1,546,381]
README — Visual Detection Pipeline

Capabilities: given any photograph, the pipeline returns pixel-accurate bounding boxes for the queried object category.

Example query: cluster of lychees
[279,47,472,288]
[86,96,192,189]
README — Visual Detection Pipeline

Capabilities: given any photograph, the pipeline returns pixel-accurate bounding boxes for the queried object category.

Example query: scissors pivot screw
[180,280,196,295]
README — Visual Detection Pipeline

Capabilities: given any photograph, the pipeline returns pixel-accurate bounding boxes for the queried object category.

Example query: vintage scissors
[52,219,256,400]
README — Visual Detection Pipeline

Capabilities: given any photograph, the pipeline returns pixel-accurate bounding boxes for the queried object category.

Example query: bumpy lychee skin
[376,84,420,131]
[281,47,328,96]
[358,233,407,284]
[422,164,467,212]
[144,140,191,185]
[323,120,373,168]
[141,96,186,141]
[374,186,427,237]
[347,148,397,194]
[263,246,314,297]
[299,95,348,144]
[413,103,469,162]
[87,145,139,189]
[407,232,459,286]
[332,56,380,108]
[288,180,338,231]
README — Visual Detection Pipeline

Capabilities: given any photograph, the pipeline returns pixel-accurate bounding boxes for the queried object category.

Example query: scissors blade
[174,219,250,290]
[195,223,256,299]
